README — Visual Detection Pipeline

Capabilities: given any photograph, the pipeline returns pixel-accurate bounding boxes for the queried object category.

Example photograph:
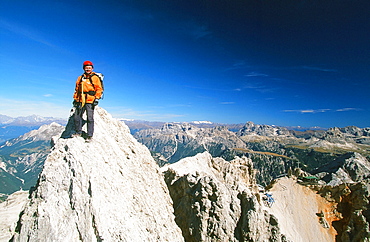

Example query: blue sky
[0,0,369,128]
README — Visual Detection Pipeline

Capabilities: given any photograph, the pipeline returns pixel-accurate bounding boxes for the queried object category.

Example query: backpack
[80,72,104,99]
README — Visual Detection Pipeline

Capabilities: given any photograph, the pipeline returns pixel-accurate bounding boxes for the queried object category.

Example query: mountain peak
[238,121,291,137]
[12,107,183,241]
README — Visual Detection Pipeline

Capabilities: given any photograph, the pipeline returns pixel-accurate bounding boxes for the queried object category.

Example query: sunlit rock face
[12,107,184,242]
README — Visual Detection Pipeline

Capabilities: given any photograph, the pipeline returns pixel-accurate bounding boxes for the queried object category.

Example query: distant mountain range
[1,114,327,138]
[1,114,369,195]
[134,121,370,185]
[0,114,67,144]
[122,119,327,134]
[0,114,67,126]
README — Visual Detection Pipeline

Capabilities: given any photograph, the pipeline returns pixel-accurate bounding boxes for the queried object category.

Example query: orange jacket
[73,72,103,104]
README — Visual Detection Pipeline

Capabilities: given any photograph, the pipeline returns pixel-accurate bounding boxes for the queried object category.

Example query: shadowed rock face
[313,152,370,186]
[162,152,286,242]
[313,182,370,241]
[11,107,184,242]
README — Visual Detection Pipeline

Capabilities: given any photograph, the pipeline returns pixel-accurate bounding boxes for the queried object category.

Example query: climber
[72,61,103,143]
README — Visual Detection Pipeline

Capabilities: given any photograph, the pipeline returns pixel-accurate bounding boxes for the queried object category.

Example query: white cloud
[187,22,212,39]
[245,72,269,77]
[190,24,212,39]
[283,108,361,114]
[224,60,249,72]
[177,20,212,40]
[283,109,331,114]
[300,66,337,72]
[241,82,278,93]
[336,108,361,112]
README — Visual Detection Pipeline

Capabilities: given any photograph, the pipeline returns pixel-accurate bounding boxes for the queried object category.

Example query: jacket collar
[83,72,95,78]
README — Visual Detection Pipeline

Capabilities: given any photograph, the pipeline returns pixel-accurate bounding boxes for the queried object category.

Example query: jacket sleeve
[92,75,103,99]
[73,76,81,101]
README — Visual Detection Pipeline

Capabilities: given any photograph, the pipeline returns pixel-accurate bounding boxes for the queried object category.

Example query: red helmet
[83,60,94,69]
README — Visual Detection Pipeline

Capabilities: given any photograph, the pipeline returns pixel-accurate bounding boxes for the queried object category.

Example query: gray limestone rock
[11,107,183,242]
[162,152,285,242]
[314,152,370,186]
[0,191,29,241]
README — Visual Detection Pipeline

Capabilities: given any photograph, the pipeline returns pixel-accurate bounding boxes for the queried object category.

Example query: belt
[83,91,96,95]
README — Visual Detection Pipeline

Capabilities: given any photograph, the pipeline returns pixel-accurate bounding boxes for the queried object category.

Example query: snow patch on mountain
[191,121,213,124]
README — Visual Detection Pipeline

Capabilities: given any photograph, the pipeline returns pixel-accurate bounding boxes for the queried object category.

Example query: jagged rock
[11,107,183,241]
[314,182,370,241]
[162,152,285,242]
[340,126,366,137]
[0,190,29,241]
[135,123,247,164]
[314,152,370,186]
[312,126,370,146]
[237,121,292,137]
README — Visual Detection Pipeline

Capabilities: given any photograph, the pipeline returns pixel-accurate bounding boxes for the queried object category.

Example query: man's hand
[73,100,81,107]
[93,100,99,106]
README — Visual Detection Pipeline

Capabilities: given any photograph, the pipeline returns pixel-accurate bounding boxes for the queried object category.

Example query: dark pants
[74,103,95,137]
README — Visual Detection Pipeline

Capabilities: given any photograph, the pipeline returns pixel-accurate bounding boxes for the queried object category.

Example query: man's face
[84,66,93,74]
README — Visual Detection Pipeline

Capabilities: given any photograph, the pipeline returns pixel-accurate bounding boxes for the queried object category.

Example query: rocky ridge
[11,107,183,241]
[161,152,286,241]
[135,123,247,164]
[313,152,370,186]
[1,107,369,241]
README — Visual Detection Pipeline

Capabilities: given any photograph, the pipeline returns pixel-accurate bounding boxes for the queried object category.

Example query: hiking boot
[72,133,81,138]
[85,136,93,143]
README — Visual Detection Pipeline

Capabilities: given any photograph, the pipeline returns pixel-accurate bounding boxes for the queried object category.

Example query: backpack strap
[79,74,96,89]
[79,73,104,99]
[89,74,96,89]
